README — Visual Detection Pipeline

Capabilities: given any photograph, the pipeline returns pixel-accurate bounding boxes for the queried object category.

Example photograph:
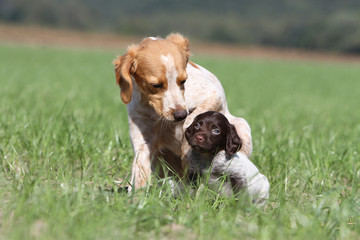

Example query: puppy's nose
[195,134,205,143]
[173,109,188,121]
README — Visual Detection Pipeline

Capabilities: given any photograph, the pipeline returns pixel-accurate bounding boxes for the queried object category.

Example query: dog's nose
[195,134,205,143]
[173,109,188,121]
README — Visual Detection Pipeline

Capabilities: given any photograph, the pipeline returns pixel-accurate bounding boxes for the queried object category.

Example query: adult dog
[114,33,252,191]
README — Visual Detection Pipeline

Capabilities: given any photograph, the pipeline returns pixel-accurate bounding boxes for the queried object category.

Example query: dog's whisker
[164,118,170,130]
[162,118,169,133]
[153,116,163,127]
[157,117,166,133]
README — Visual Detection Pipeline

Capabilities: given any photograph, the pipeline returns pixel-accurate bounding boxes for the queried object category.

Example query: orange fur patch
[114,34,191,118]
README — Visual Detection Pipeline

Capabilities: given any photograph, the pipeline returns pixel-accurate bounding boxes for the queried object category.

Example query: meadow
[0,43,359,239]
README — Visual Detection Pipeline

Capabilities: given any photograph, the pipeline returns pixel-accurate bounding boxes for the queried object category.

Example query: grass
[0,43,359,239]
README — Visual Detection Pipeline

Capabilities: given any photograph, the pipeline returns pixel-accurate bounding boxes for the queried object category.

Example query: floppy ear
[225,124,242,156]
[113,45,138,104]
[166,33,191,61]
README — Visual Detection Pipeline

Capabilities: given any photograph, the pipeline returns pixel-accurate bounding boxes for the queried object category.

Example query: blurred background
[1,0,360,54]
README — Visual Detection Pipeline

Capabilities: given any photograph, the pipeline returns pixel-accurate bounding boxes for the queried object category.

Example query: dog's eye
[180,79,186,85]
[194,122,201,130]
[151,83,163,89]
[212,128,221,135]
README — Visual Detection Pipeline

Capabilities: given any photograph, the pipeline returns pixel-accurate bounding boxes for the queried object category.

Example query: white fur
[212,151,269,204]
[161,54,187,116]
[189,150,270,204]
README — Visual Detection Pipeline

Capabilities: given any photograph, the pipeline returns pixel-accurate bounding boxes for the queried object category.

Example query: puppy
[185,111,270,204]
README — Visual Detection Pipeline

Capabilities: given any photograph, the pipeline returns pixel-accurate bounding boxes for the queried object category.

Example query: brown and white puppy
[185,111,269,204]
[114,34,253,191]
[185,111,241,157]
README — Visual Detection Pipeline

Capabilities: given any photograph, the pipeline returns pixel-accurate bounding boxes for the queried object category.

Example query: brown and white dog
[114,33,252,191]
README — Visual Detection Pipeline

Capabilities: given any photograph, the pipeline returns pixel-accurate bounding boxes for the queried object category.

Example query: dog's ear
[166,33,191,61]
[225,124,242,156]
[113,45,139,104]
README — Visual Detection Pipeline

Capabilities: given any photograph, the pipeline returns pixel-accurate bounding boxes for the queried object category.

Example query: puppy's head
[114,33,190,122]
[185,111,242,156]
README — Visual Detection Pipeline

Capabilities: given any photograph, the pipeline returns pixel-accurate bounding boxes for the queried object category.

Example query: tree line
[1,0,360,53]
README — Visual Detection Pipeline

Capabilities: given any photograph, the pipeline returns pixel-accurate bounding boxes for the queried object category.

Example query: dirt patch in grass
[1,23,360,63]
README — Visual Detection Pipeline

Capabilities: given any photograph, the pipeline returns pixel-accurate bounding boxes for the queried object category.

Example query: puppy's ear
[166,33,191,61]
[225,124,242,156]
[113,45,139,104]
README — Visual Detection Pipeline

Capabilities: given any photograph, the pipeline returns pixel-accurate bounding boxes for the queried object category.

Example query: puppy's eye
[194,122,201,130]
[180,79,186,85]
[151,83,163,89]
[212,128,221,135]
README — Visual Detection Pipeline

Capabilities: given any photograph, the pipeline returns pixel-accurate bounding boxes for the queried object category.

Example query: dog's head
[185,111,242,156]
[114,33,190,122]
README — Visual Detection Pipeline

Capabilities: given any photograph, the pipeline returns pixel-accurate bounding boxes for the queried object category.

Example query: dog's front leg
[180,137,191,173]
[129,144,151,191]
[183,93,224,129]
[128,119,153,192]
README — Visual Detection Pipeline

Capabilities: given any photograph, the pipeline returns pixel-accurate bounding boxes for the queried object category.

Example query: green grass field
[0,44,359,239]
